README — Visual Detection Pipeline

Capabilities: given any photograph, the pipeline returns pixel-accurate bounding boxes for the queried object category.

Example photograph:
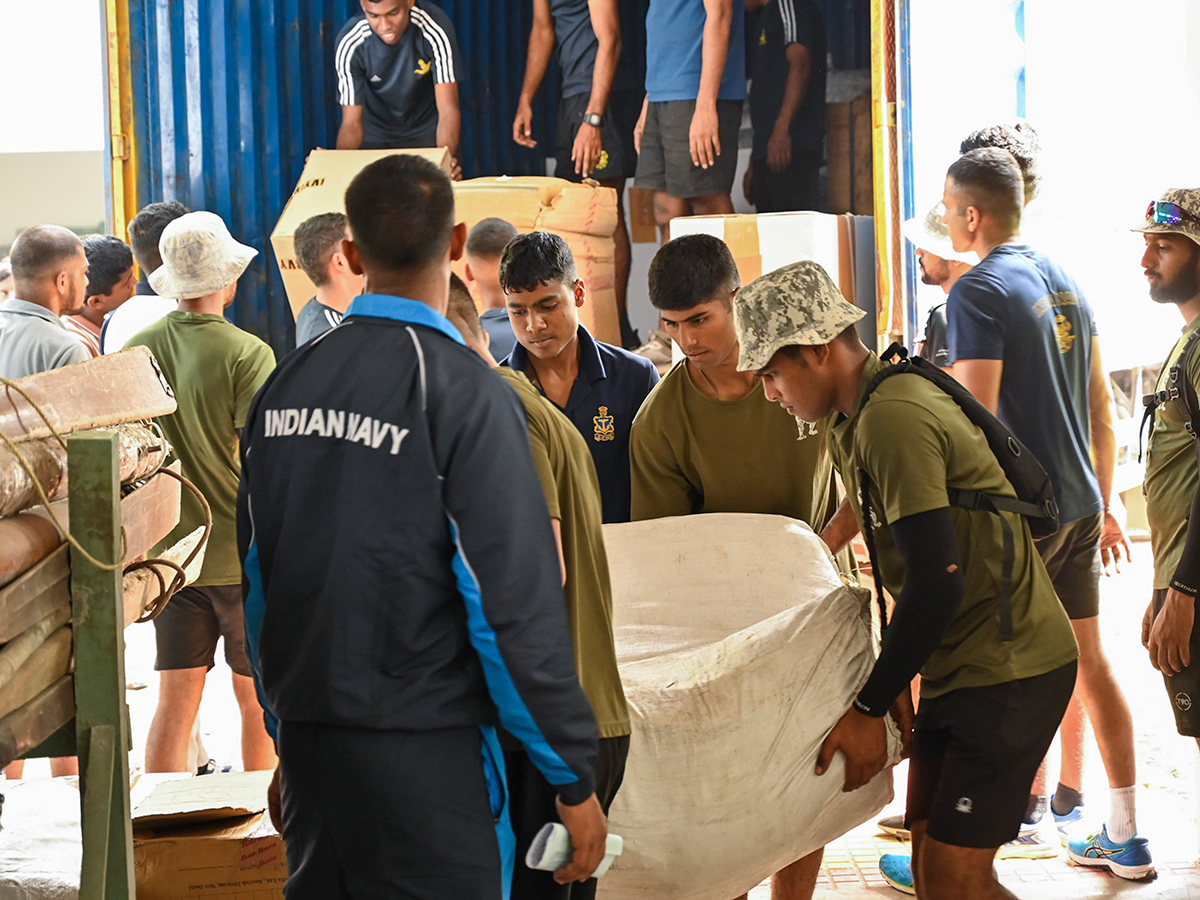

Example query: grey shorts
[1035,512,1102,620]
[634,99,743,199]
[153,583,252,676]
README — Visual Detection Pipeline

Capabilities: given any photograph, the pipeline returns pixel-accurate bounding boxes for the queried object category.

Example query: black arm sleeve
[1170,480,1200,597]
[853,507,966,717]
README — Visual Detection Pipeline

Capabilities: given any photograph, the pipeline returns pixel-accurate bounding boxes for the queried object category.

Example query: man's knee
[156,667,207,708]
[918,837,1001,900]
[691,193,734,216]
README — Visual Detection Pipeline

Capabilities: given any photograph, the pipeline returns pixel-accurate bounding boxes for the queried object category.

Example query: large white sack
[600,514,900,900]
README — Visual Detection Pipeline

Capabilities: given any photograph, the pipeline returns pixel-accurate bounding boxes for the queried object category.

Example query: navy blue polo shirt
[503,325,659,523]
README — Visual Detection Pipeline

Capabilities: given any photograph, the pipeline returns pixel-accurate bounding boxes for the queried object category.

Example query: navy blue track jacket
[237,294,599,804]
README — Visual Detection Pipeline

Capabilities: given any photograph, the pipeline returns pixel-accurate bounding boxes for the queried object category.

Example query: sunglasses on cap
[1146,200,1200,226]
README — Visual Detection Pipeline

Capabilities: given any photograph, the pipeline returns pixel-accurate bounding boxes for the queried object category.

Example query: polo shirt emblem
[759,29,767,45]
[593,406,615,442]
[414,59,431,76]
[1054,315,1076,354]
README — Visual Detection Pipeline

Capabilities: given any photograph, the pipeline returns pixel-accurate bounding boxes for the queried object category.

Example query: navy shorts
[555,90,641,183]
[153,584,251,676]
[277,722,512,899]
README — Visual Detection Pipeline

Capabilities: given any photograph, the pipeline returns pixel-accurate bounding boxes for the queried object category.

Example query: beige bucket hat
[149,211,258,300]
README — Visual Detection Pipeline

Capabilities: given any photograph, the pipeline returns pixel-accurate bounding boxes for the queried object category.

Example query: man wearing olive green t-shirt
[446,277,629,900]
[737,260,1079,899]
[1136,190,1200,752]
[630,233,856,900]
[126,212,277,776]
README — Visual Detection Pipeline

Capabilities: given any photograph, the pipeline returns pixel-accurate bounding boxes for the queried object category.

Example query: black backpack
[1139,328,1200,463]
[857,344,1060,642]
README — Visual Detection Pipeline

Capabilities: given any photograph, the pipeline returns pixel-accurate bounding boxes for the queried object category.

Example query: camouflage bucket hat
[1132,188,1200,247]
[734,260,865,372]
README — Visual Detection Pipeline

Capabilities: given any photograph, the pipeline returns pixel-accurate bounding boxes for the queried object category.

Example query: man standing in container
[334,0,463,176]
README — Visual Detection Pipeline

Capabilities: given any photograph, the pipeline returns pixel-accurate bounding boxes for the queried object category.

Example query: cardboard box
[668,211,877,334]
[270,147,452,319]
[827,95,873,215]
[452,176,620,345]
[133,771,287,900]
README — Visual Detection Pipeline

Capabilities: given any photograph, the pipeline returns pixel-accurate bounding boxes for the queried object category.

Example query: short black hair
[959,120,1041,203]
[80,234,134,298]
[294,212,348,287]
[344,154,455,271]
[446,272,484,342]
[467,217,519,259]
[0,257,11,281]
[9,225,84,283]
[498,232,577,294]
[946,148,1024,231]
[648,233,740,311]
[127,200,188,273]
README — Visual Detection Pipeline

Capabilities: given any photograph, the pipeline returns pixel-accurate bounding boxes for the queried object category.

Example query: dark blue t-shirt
[947,244,1102,525]
[480,307,517,362]
[746,0,826,158]
[503,325,660,523]
[646,0,746,102]
[549,0,639,98]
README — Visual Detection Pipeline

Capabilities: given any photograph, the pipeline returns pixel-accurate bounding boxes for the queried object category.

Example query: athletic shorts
[634,99,743,199]
[556,90,641,183]
[1151,588,1200,737]
[505,735,630,900]
[1036,512,1102,619]
[750,150,822,213]
[278,722,511,900]
[906,662,1077,848]
[153,584,251,676]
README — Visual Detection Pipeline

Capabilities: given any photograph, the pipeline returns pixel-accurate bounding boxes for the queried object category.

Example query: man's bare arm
[434,82,461,159]
[951,358,1003,413]
[766,43,810,173]
[336,106,364,149]
[573,0,622,177]
[514,0,556,148]
[1088,336,1131,571]
[690,0,733,169]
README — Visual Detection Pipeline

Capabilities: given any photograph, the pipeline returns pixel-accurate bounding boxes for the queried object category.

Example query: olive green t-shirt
[629,360,840,535]
[1145,316,1200,590]
[829,354,1077,698]
[128,312,275,586]
[496,368,630,739]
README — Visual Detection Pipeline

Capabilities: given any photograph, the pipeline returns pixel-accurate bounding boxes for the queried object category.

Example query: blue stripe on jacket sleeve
[242,528,280,743]
[448,518,579,788]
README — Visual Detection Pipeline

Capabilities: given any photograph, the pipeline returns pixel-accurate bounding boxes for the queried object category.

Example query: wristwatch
[582,111,605,129]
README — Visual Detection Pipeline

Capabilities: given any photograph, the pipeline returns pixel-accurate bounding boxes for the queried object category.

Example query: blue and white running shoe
[1050,799,1085,844]
[1067,825,1154,880]
[878,853,915,895]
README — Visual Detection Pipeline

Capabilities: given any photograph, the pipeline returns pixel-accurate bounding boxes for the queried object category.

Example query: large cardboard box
[451,176,620,346]
[133,771,286,900]
[270,147,452,319]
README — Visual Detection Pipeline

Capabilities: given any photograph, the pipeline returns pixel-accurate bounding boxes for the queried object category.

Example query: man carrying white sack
[735,261,1079,900]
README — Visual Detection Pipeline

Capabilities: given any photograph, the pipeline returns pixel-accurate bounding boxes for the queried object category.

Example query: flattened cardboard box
[133,770,286,899]
[271,147,452,319]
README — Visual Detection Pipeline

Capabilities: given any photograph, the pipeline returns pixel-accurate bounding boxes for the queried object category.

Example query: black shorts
[634,99,743,199]
[153,583,251,676]
[505,735,630,900]
[1151,588,1200,737]
[906,662,1077,848]
[555,90,641,183]
[278,722,511,900]
[1036,512,1102,619]
[750,150,822,213]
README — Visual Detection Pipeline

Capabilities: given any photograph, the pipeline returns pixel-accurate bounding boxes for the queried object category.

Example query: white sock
[1108,786,1137,843]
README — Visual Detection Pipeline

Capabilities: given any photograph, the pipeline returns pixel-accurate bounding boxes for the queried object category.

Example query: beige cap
[901,201,977,264]
[734,260,865,372]
[149,211,258,300]
[1132,188,1200,247]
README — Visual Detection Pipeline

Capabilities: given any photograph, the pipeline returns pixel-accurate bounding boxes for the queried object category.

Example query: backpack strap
[1141,328,1200,462]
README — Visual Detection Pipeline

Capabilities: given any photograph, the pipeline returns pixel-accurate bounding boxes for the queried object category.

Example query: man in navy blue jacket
[238,154,607,899]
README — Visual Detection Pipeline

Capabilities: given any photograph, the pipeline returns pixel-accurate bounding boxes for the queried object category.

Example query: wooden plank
[119,463,181,560]
[81,724,116,896]
[0,627,72,720]
[0,509,64,591]
[0,674,74,769]
[123,526,206,628]
[0,347,176,445]
[0,544,69,644]
[0,606,71,692]
[69,432,135,898]
[17,720,76,760]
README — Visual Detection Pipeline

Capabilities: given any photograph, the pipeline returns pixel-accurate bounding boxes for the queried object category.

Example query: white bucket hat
[902,201,977,264]
[149,211,258,300]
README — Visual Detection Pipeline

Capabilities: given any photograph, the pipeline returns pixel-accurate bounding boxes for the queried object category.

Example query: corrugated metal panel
[124,0,587,355]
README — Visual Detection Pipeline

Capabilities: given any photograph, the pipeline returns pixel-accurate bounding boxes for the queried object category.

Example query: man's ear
[574,278,586,307]
[464,259,475,282]
[342,238,365,276]
[966,206,980,234]
[449,222,468,263]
